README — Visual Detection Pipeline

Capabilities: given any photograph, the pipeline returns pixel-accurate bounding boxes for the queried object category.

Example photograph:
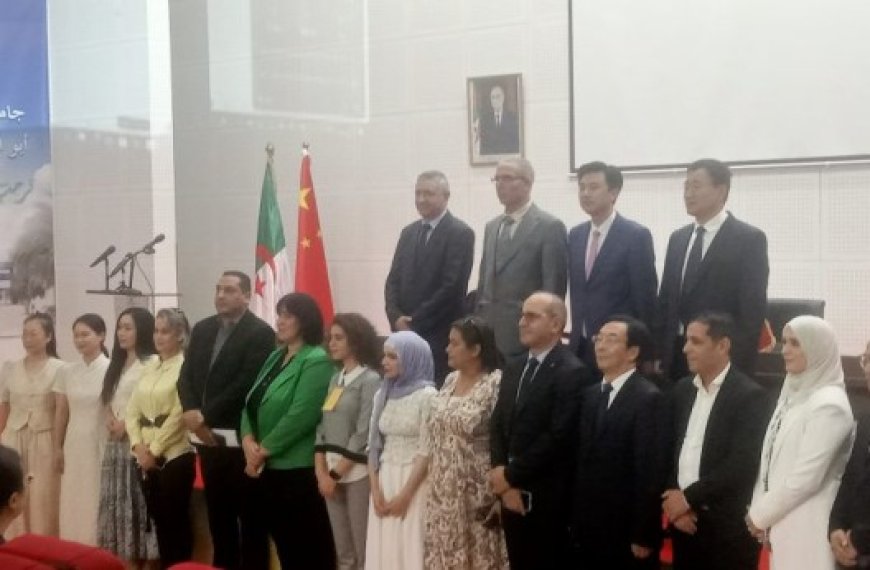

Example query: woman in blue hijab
[365,331,436,570]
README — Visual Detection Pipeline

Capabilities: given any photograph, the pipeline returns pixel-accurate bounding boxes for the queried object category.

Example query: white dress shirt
[678,363,731,489]
[500,200,533,239]
[602,367,634,408]
[680,209,729,281]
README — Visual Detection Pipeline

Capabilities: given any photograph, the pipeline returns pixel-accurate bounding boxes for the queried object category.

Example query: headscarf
[367,331,434,470]
[778,315,844,407]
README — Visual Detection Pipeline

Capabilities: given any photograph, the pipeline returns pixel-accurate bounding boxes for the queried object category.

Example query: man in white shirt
[656,158,769,380]
[662,312,772,570]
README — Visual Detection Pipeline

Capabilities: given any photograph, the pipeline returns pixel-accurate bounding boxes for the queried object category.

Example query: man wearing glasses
[476,157,568,359]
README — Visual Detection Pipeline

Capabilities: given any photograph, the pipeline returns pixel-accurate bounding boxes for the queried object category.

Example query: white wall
[164,0,867,356]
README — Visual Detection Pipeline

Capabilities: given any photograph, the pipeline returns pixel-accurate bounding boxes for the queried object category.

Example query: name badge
[322,387,345,411]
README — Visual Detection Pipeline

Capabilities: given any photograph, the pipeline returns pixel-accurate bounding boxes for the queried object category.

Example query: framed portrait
[467,74,524,165]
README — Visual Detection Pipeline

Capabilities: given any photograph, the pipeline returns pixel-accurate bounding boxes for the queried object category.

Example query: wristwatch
[328,469,341,481]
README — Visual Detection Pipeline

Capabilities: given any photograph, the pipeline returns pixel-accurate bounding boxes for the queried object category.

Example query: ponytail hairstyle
[23,312,58,359]
[73,313,109,357]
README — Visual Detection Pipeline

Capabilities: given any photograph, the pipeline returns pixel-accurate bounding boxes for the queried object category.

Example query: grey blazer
[475,203,568,358]
[314,367,382,463]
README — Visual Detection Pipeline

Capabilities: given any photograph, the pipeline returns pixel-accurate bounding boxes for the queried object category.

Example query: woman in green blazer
[240,292,336,569]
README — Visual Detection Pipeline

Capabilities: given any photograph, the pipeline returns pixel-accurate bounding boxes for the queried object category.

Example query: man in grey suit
[476,157,568,358]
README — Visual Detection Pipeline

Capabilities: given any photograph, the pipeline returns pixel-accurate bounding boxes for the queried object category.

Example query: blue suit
[568,213,657,364]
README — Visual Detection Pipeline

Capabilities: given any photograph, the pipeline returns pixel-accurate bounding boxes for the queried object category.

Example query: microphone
[108,253,133,278]
[88,245,116,268]
[140,233,165,254]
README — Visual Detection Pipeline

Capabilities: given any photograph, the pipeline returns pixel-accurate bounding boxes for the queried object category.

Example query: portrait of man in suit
[571,315,663,569]
[475,157,568,359]
[568,161,657,370]
[384,170,475,384]
[656,158,769,380]
[468,74,524,164]
[662,312,771,570]
[490,292,592,570]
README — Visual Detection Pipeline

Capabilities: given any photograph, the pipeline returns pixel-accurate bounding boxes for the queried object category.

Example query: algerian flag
[251,148,291,329]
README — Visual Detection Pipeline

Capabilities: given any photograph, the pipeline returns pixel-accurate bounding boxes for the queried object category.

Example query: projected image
[467,74,524,165]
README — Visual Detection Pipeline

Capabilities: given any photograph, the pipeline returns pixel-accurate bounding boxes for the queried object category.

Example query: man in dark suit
[662,312,771,570]
[572,315,663,569]
[177,271,275,570]
[476,157,568,359]
[385,170,475,384]
[829,340,870,568]
[657,158,769,380]
[490,292,592,570]
[568,161,657,369]
[479,84,520,155]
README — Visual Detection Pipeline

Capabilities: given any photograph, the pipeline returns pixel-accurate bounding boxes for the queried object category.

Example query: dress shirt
[420,208,448,244]
[680,209,729,280]
[501,200,533,239]
[586,209,617,264]
[678,363,731,489]
[601,367,635,408]
[326,365,369,483]
[126,352,192,461]
[210,313,242,368]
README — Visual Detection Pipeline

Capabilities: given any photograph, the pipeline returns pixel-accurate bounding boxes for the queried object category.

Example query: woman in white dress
[53,313,110,545]
[746,315,855,570]
[365,331,437,570]
[0,312,64,538]
[97,307,159,566]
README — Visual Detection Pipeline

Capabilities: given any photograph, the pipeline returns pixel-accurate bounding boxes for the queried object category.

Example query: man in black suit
[829,340,870,568]
[490,291,592,570]
[385,170,475,384]
[572,315,663,569]
[177,271,275,570]
[656,158,768,380]
[479,84,520,155]
[662,312,771,570]
[568,161,657,369]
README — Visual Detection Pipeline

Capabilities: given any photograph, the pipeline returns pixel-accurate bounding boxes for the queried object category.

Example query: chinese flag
[295,147,334,322]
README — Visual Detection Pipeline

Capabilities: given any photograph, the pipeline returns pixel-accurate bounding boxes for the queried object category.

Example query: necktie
[515,357,540,403]
[418,222,432,249]
[499,216,515,240]
[595,382,614,432]
[586,229,601,280]
[496,111,501,126]
[681,226,706,294]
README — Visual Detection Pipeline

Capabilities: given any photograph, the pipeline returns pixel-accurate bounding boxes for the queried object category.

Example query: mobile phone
[520,490,533,514]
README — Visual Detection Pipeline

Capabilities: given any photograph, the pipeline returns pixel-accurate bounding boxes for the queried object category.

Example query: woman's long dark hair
[73,313,109,357]
[24,312,58,359]
[100,308,156,406]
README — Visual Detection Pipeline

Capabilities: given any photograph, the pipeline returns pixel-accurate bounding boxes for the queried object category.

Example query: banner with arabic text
[0,0,54,347]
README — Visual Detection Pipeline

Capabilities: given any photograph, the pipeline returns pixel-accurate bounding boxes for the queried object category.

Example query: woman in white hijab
[746,316,855,570]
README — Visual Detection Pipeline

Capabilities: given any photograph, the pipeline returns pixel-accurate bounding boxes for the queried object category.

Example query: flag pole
[302,141,310,155]
[266,142,275,163]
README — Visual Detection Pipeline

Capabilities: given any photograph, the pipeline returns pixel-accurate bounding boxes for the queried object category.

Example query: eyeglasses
[491,175,525,184]
[592,333,623,346]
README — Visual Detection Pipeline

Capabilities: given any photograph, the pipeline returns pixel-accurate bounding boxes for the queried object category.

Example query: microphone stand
[101,256,111,291]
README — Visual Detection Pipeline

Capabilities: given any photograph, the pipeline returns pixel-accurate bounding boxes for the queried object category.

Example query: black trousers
[140,452,195,569]
[245,467,335,570]
[502,498,572,570]
[671,518,760,570]
[197,444,269,570]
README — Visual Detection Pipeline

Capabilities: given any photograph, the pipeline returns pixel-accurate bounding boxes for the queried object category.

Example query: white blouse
[378,387,437,466]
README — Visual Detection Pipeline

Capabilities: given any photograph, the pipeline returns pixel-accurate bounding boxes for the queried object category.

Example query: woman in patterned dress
[424,316,508,569]
[96,307,159,567]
